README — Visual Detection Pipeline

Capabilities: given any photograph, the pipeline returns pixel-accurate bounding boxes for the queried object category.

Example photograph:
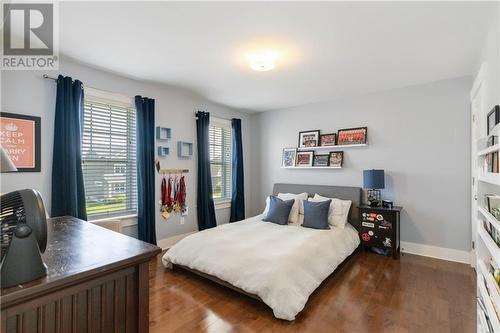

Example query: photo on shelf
[313,154,329,167]
[328,151,343,168]
[298,130,320,148]
[487,105,500,135]
[296,151,314,167]
[337,127,367,145]
[282,148,297,167]
[486,194,500,219]
[319,133,336,147]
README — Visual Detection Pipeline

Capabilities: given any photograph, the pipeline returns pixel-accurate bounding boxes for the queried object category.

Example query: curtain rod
[43,73,101,91]
[42,74,127,98]
[194,111,233,122]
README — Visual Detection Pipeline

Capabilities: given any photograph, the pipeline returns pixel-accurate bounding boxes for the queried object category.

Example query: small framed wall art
[296,151,314,167]
[0,112,41,172]
[298,130,320,148]
[329,151,344,168]
[319,133,336,146]
[313,154,329,167]
[156,127,172,140]
[177,141,193,159]
[337,127,367,145]
[282,148,297,167]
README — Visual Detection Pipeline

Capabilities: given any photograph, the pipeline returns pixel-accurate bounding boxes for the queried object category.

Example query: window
[82,95,137,220]
[209,117,232,202]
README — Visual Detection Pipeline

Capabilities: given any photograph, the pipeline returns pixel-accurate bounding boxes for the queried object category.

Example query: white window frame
[82,88,138,222]
[209,116,232,207]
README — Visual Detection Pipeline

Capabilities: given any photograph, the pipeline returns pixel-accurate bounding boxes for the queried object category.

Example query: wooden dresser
[1,216,161,333]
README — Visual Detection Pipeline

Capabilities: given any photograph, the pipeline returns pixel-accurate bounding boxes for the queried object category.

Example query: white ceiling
[60,1,498,112]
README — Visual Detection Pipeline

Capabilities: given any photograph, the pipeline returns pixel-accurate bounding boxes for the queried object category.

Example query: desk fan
[0,189,48,288]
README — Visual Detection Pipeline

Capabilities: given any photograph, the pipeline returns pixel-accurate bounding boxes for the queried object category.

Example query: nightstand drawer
[359,205,402,259]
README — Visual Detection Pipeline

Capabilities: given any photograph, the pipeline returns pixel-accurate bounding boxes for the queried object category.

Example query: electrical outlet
[180,217,185,225]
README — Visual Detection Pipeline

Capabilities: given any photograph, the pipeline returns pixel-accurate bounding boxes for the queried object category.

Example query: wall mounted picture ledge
[177,141,193,159]
[156,126,172,140]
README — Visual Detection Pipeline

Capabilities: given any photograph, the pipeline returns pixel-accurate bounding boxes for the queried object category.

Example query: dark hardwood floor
[149,251,476,333]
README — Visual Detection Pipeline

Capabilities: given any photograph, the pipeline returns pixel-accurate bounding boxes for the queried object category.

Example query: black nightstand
[359,205,402,259]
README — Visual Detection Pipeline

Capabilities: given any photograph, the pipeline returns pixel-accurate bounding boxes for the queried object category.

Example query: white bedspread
[162,214,360,321]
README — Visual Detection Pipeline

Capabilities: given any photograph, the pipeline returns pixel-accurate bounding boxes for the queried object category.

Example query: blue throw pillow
[263,196,295,225]
[302,199,331,230]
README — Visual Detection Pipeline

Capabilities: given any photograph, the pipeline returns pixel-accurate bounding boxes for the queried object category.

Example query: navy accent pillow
[263,196,295,225]
[302,199,331,230]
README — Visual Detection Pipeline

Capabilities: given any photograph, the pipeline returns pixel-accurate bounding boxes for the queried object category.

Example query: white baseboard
[400,241,471,264]
[157,231,197,250]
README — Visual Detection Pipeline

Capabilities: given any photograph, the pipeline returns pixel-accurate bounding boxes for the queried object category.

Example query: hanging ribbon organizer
[155,160,189,220]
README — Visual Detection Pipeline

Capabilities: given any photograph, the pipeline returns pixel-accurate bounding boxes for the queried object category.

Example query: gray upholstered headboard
[272,183,362,230]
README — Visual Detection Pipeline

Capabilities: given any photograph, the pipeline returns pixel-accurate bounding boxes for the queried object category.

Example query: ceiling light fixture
[248,51,279,72]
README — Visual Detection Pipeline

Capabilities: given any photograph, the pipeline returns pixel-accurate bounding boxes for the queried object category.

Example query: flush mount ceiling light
[248,51,279,72]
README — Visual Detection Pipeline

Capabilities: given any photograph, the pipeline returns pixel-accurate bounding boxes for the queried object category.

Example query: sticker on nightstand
[383,237,391,247]
[362,222,375,228]
[379,220,392,229]
[376,214,383,221]
[362,233,370,241]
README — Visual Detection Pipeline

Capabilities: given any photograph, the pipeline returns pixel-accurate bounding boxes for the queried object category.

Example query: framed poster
[337,127,367,145]
[0,112,41,172]
[296,151,314,167]
[319,133,336,146]
[298,130,320,148]
[329,151,344,168]
[282,148,297,167]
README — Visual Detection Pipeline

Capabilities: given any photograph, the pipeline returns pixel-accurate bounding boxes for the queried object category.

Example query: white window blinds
[82,97,137,220]
[209,117,232,201]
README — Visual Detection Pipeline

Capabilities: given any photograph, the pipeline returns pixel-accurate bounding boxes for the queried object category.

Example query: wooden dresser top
[1,216,161,306]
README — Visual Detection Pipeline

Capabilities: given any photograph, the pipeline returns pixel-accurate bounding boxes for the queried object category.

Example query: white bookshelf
[296,143,367,151]
[479,172,500,186]
[476,133,500,331]
[479,144,500,157]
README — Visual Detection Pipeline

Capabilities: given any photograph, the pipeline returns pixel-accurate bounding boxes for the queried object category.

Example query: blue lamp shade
[363,169,385,189]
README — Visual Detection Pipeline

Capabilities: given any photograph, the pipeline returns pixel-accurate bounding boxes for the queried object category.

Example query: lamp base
[367,189,381,207]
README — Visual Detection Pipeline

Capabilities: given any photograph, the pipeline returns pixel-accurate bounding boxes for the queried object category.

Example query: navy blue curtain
[136,96,157,245]
[51,75,87,220]
[196,111,217,230]
[230,118,245,222]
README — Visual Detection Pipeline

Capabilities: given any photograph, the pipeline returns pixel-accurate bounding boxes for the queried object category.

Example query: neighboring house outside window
[82,90,137,220]
[209,117,232,203]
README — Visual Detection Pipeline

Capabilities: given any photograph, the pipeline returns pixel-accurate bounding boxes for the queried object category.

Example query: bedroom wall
[0,57,252,242]
[249,77,472,255]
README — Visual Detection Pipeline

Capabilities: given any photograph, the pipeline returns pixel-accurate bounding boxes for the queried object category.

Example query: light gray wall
[249,77,472,252]
[0,58,252,241]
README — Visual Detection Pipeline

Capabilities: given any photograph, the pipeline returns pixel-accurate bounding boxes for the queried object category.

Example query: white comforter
[162,215,360,321]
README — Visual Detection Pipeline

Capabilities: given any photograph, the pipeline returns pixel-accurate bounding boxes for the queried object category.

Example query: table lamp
[363,169,384,207]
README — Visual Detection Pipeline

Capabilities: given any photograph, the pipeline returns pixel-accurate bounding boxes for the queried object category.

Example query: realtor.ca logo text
[2,3,59,70]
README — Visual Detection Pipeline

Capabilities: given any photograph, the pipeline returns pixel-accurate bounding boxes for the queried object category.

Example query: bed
[162,183,362,321]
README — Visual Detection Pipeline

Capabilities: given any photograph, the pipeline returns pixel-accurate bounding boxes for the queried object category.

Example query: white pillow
[310,194,352,228]
[263,192,308,224]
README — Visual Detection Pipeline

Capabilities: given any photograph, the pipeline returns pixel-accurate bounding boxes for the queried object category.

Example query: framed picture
[313,154,329,167]
[488,105,500,135]
[296,151,314,167]
[329,151,344,168]
[319,133,336,146]
[282,148,297,167]
[298,130,320,148]
[337,127,367,145]
[0,112,41,172]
